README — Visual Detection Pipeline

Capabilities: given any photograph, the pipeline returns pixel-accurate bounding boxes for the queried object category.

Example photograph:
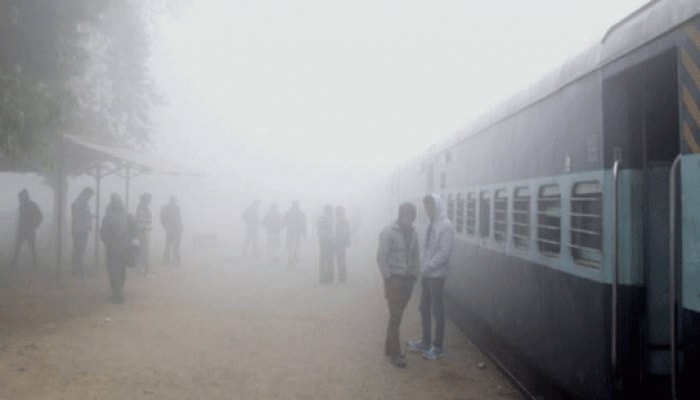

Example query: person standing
[71,187,94,277]
[262,204,284,266]
[284,201,306,269]
[317,204,334,284]
[377,202,420,368]
[100,194,137,304]
[407,194,454,360]
[334,205,351,284]
[135,193,153,276]
[241,200,260,259]
[160,196,183,267]
[9,189,43,270]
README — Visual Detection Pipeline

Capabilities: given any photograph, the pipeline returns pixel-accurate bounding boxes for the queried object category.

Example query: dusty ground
[0,254,521,400]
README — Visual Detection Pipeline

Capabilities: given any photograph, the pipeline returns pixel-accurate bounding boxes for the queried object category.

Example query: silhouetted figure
[160,196,183,267]
[317,204,334,284]
[135,193,153,276]
[100,194,137,304]
[241,200,260,258]
[377,202,419,368]
[284,201,306,269]
[71,187,94,277]
[334,205,351,283]
[263,204,283,266]
[9,189,43,270]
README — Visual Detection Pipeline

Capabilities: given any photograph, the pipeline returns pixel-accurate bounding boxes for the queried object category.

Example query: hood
[428,193,447,221]
[107,194,125,214]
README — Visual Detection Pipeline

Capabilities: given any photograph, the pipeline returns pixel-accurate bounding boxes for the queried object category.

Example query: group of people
[7,187,452,365]
[241,200,308,269]
[377,193,454,368]
[4,188,183,304]
[317,204,351,284]
[240,200,353,284]
[96,192,183,303]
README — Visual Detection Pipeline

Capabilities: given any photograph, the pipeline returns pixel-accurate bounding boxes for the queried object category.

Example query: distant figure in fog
[9,189,43,270]
[242,200,261,258]
[407,194,454,361]
[284,201,306,269]
[160,196,183,267]
[317,204,334,284]
[377,202,419,368]
[100,194,137,304]
[71,187,94,277]
[334,205,351,283]
[263,204,283,266]
[135,193,153,276]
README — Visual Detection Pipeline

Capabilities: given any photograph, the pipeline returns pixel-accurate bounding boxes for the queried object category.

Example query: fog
[0,1,650,397]
[0,0,647,289]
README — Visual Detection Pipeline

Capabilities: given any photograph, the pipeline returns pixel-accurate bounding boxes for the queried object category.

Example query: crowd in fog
[4,186,455,368]
[240,199,352,285]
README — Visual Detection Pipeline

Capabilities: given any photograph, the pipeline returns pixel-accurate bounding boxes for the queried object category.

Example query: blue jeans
[419,277,446,348]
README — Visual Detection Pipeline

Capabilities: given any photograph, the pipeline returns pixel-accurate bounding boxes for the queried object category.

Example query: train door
[604,48,680,396]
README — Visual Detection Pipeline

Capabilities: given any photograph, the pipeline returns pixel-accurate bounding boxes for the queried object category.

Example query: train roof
[421,0,700,161]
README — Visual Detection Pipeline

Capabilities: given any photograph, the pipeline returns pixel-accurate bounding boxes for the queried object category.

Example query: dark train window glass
[512,187,530,249]
[447,193,455,223]
[537,184,561,257]
[466,192,476,236]
[570,181,602,268]
[494,189,507,242]
[456,193,465,234]
[479,191,490,238]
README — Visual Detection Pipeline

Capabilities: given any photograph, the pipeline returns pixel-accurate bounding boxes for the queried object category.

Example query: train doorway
[604,47,680,394]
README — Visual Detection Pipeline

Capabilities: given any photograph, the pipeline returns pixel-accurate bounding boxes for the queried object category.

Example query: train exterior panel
[372,2,700,398]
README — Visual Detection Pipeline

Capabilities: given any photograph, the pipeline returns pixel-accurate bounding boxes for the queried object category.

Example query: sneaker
[422,346,443,360]
[390,354,407,368]
[406,340,430,353]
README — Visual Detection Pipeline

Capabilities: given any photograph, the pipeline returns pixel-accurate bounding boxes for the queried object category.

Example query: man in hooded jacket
[407,193,454,360]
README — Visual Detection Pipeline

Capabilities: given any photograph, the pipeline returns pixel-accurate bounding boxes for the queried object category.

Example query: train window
[447,193,455,223]
[466,192,476,236]
[537,184,561,257]
[512,187,530,249]
[479,191,490,238]
[570,181,602,268]
[494,189,507,242]
[456,193,465,234]
[440,172,446,189]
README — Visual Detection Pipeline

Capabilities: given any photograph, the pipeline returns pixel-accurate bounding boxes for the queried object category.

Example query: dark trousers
[384,275,415,356]
[106,252,127,302]
[163,230,181,266]
[72,231,89,277]
[419,277,446,348]
[242,226,258,257]
[286,234,301,268]
[335,247,346,283]
[319,243,334,283]
[10,231,37,269]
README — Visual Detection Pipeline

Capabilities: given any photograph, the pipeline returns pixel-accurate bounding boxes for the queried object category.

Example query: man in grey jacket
[407,193,454,360]
[377,202,420,368]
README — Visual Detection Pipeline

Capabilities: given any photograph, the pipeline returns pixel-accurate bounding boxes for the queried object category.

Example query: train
[363,1,700,398]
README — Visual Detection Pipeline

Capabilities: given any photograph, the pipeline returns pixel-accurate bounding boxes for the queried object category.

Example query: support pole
[94,164,102,270]
[55,140,66,278]
[125,164,131,211]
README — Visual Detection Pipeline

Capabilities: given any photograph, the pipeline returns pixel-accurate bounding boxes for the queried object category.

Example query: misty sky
[149,0,648,196]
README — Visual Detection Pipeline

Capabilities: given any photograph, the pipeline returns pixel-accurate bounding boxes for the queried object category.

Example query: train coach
[373,1,700,398]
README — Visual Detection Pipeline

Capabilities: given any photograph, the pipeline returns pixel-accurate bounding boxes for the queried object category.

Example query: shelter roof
[63,134,204,177]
